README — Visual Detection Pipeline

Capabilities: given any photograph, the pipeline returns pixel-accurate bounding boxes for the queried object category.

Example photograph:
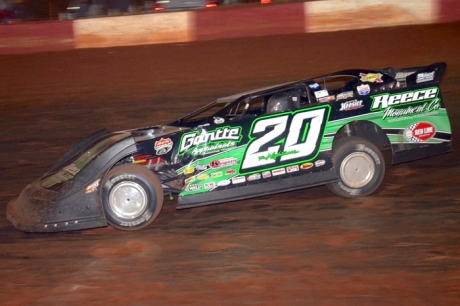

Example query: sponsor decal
[154,138,173,155]
[184,167,195,175]
[359,73,383,83]
[204,182,215,189]
[247,173,261,181]
[272,168,286,176]
[382,101,440,120]
[416,72,435,83]
[187,184,202,191]
[309,82,320,89]
[213,117,225,124]
[262,171,271,178]
[300,163,313,170]
[198,174,209,180]
[232,176,246,184]
[314,90,329,98]
[286,165,299,173]
[225,169,236,175]
[357,84,370,95]
[339,99,363,111]
[336,91,354,101]
[63,164,80,176]
[395,71,415,79]
[85,179,100,194]
[195,164,208,171]
[179,126,241,156]
[258,150,299,161]
[318,96,335,103]
[404,122,436,142]
[185,176,195,184]
[133,154,153,165]
[210,157,238,169]
[217,180,231,187]
[211,172,222,178]
[315,159,326,167]
[371,87,438,110]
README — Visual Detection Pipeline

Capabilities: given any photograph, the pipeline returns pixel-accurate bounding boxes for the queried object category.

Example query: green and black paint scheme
[8,62,452,232]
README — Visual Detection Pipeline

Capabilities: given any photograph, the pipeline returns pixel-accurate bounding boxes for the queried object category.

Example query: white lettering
[371,88,439,110]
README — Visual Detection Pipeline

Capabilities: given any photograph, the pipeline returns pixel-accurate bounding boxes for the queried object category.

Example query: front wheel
[327,137,385,198]
[102,164,164,230]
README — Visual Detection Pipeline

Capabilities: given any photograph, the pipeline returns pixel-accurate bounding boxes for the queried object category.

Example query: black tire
[327,136,385,198]
[102,164,164,230]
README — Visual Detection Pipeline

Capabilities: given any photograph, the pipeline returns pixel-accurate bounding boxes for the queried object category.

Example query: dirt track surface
[1,22,460,305]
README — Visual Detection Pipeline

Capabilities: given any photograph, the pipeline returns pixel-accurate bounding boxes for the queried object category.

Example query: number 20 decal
[240,106,330,173]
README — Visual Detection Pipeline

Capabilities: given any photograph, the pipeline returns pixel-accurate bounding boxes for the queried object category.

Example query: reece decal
[371,88,438,110]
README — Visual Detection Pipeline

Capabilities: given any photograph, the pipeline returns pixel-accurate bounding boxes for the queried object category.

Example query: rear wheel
[102,164,163,230]
[327,137,385,198]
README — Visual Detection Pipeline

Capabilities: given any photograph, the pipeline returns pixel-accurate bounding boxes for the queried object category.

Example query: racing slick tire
[327,136,385,198]
[102,164,164,230]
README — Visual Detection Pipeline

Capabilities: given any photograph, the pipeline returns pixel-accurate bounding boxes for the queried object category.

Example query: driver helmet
[266,92,290,114]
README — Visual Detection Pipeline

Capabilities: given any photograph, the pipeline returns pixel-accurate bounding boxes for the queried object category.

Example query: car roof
[216,81,300,104]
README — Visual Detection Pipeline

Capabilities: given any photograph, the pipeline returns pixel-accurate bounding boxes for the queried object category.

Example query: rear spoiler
[380,62,446,87]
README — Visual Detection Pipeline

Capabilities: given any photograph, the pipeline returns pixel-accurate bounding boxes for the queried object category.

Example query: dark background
[0,22,459,305]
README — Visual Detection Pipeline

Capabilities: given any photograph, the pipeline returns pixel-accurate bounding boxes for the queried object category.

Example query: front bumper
[7,180,107,232]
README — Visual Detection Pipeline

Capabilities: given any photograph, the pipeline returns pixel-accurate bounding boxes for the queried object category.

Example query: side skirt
[392,142,452,164]
[176,169,338,209]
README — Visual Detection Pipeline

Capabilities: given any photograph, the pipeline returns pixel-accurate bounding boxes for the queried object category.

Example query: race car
[7,62,452,232]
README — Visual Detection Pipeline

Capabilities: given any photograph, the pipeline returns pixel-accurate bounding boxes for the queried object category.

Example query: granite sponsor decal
[339,99,363,111]
[183,167,195,175]
[314,159,326,167]
[188,184,202,191]
[262,171,271,178]
[247,173,261,181]
[210,157,238,169]
[211,172,222,178]
[300,163,313,170]
[357,84,370,95]
[179,126,241,156]
[359,73,383,83]
[217,179,231,187]
[404,122,436,142]
[154,138,173,155]
[197,174,209,180]
[272,168,286,176]
[286,165,299,173]
[232,176,246,184]
[336,91,354,101]
[395,71,415,79]
[195,164,208,171]
[318,96,335,103]
[213,116,225,124]
[416,72,435,83]
[204,182,215,189]
[314,90,329,99]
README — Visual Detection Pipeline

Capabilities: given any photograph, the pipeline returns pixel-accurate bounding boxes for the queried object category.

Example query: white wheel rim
[339,152,375,188]
[109,181,147,219]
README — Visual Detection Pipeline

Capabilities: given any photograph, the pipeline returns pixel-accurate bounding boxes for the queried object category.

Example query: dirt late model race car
[7,62,452,232]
